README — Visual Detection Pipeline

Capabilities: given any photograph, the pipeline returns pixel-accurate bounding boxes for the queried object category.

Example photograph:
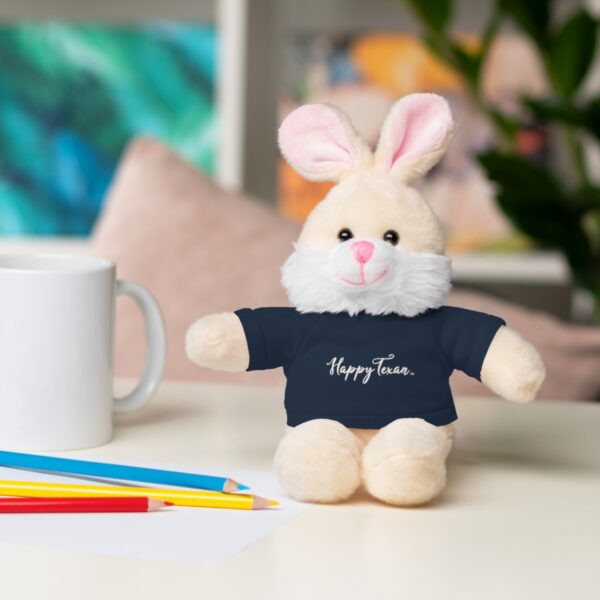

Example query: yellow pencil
[0,480,278,510]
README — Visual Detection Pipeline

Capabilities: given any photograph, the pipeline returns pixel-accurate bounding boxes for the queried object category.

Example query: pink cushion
[90,137,298,384]
[91,137,600,402]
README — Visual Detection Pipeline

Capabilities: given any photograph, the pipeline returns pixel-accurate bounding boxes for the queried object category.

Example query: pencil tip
[148,499,173,511]
[252,496,279,509]
[224,479,250,493]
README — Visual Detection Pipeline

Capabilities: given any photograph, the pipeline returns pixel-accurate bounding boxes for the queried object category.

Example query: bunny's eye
[337,228,354,242]
[383,230,399,245]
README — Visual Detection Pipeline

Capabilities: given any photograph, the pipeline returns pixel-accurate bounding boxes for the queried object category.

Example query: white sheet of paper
[0,461,307,563]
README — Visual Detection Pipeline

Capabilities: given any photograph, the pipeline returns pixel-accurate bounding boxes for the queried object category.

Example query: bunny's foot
[362,418,451,506]
[274,419,362,503]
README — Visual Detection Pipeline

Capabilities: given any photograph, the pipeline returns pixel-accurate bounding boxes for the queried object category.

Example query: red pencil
[0,496,172,513]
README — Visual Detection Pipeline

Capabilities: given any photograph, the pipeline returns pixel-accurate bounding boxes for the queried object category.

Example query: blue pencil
[0,451,249,493]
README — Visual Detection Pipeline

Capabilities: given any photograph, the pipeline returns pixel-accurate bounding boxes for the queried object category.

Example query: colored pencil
[0,496,171,513]
[0,481,278,510]
[0,450,248,492]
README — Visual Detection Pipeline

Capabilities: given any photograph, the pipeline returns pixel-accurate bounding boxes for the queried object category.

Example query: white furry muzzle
[281,240,452,317]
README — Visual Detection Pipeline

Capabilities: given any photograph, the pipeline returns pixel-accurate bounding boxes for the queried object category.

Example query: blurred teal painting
[0,22,217,236]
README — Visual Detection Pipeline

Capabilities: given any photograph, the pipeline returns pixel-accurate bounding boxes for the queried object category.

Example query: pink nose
[351,241,374,264]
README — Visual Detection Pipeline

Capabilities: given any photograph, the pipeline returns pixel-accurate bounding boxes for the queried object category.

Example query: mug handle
[113,280,167,413]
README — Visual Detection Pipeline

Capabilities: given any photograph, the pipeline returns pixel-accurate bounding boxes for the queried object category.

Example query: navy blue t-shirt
[235,307,505,428]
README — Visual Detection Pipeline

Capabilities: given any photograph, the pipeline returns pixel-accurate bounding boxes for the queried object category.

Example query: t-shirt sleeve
[430,307,506,380]
[235,308,299,371]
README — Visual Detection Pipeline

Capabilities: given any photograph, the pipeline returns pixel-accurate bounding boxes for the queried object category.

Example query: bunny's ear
[278,103,372,182]
[375,94,455,184]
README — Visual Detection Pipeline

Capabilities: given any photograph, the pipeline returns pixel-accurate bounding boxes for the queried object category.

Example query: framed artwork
[0,21,217,235]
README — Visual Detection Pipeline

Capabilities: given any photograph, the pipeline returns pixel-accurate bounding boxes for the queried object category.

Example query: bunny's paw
[481,326,546,403]
[185,312,249,371]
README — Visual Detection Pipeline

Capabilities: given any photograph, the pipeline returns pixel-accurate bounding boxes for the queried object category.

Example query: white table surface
[1,380,599,600]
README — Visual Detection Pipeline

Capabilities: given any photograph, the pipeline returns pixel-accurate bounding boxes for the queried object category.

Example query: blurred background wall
[0,0,598,323]
[2,0,600,400]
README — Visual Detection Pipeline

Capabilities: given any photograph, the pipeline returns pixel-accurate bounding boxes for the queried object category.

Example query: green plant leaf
[572,186,600,211]
[478,151,593,270]
[524,97,582,125]
[525,95,600,143]
[478,151,564,204]
[583,96,600,140]
[547,10,597,98]
[481,6,500,58]
[487,108,520,139]
[582,208,600,254]
[499,0,551,44]
[404,0,452,33]
[448,40,481,85]
[422,32,449,63]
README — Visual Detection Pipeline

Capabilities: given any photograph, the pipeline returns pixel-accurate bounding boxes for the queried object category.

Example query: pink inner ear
[385,94,453,170]
[278,104,360,175]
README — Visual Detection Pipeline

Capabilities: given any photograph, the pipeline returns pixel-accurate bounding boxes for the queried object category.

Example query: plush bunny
[186,93,546,506]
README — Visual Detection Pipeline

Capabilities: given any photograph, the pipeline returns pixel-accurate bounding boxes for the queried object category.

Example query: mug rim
[0,253,115,274]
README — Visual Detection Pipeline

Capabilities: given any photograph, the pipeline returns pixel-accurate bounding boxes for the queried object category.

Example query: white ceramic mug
[0,254,166,451]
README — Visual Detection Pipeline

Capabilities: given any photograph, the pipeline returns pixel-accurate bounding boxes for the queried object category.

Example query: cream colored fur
[282,243,451,317]
[279,103,373,183]
[282,174,452,317]
[374,94,456,184]
[297,174,446,253]
[362,419,450,505]
[185,94,546,507]
[274,419,363,503]
[274,419,453,506]
[185,312,249,372]
[481,326,546,403]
